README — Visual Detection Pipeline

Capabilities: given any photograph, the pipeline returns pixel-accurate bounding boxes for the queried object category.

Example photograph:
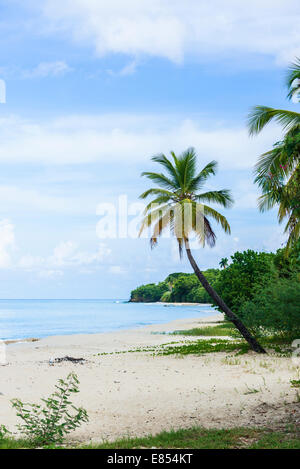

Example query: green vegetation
[85,426,300,449]
[241,277,300,340]
[130,269,220,303]
[171,322,237,337]
[96,337,250,357]
[248,57,300,252]
[154,339,249,356]
[1,426,299,449]
[213,249,277,315]
[11,373,88,446]
[131,243,300,347]
[130,281,169,302]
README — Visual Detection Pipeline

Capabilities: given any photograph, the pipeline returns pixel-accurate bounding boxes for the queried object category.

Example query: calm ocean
[0,299,215,340]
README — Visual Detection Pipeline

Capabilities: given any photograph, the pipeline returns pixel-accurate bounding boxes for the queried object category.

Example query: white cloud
[51,240,111,266]
[36,0,300,64]
[38,269,63,279]
[0,220,15,268]
[22,61,72,78]
[0,185,89,214]
[0,113,279,169]
[18,240,111,275]
[109,265,127,274]
[233,179,261,209]
[107,60,138,77]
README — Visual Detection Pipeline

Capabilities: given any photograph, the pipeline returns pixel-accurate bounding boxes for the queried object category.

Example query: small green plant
[290,379,300,388]
[11,372,88,446]
[0,425,10,441]
[243,384,261,395]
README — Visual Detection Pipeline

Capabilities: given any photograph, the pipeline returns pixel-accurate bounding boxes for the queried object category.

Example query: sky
[0,0,299,298]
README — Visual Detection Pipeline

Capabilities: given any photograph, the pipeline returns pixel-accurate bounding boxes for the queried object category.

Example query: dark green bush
[214,250,277,315]
[130,281,169,302]
[241,278,300,339]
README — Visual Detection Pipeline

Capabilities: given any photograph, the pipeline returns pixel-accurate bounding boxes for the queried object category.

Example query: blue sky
[0,0,299,298]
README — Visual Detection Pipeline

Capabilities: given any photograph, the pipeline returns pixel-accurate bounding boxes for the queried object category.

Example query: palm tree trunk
[184,240,266,354]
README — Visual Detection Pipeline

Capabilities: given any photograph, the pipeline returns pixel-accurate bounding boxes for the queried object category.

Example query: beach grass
[170,322,238,337]
[1,426,299,449]
[154,338,250,356]
[85,426,300,449]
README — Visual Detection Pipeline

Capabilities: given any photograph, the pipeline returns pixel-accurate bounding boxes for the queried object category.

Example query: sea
[0,299,216,341]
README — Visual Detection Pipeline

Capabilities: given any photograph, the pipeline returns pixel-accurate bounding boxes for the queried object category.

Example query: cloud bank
[37,0,300,64]
[0,113,279,169]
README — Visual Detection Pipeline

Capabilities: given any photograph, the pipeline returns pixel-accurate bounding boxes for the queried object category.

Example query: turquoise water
[0,299,215,340]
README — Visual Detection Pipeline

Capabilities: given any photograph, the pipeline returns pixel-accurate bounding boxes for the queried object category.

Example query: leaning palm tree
[139,148,266,354]
[219,257,228,269]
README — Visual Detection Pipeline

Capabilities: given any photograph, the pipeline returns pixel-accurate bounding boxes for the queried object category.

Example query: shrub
[130,281,169,302]
[0,425,10,441]
[11,372,88,446]
[241,278,300,339]
[214,250,277,315]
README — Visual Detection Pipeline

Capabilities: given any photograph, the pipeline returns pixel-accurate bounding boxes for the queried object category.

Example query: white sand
[0,314,299,443]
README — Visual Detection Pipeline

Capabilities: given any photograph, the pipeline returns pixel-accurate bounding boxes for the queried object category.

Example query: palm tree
[248,57,300,136]
[219,257,228,269]
[139,148,266,354]
[248,58,300,251]
[254,130,300,251]
[287,57,300,101]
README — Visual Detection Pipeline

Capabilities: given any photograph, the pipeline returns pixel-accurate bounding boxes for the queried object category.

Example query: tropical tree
[248,58,300,135]
[248,58,300,251]
[287,57,300,101]
[219,257,228,269]
[139,148,266,353]
[254,130,300,251]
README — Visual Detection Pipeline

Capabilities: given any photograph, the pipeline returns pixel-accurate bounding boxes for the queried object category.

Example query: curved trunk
[184,240,266,354]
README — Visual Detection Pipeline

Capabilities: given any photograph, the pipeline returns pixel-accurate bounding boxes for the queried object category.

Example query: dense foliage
[213,250,277,314]
[241,278,300,339]
[130,245,300,340]
[130,269,220,303]
[130,281,169,302]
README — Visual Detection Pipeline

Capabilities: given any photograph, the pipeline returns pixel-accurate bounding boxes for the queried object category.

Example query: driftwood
[49,356,86,364]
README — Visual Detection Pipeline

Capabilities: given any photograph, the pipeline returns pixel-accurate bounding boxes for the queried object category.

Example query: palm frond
[257,192,277,212]
[187,160,218,192]
[140,171,179,191]
[203,217,216,247]
[151,153,179,186]
[181,147,197,190]
[139,187,176,201]
[203,205,231,234]
[196,189,233,208]
[248,106,300,135]
[286,57,300,100]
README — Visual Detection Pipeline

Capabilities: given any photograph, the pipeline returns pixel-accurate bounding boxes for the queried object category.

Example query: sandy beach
[0,313,299,444]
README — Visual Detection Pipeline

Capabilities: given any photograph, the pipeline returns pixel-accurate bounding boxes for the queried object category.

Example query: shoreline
[129,301,212,306]
[6,312,223,350]
[3,304,216,345]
